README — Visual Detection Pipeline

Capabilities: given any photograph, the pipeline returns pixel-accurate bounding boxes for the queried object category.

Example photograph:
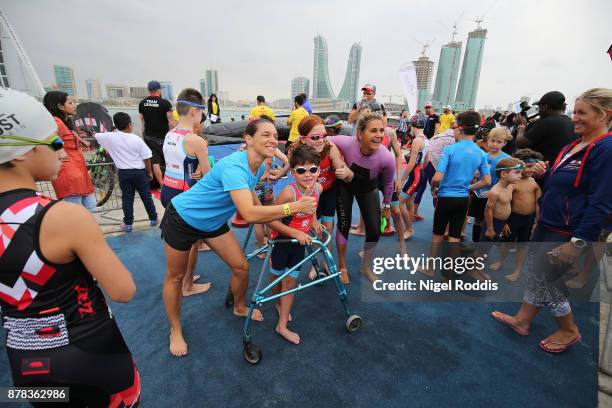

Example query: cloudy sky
[2,0,610,108]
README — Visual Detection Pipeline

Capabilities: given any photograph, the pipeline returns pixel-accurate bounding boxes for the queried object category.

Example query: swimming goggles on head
[496,164,525,171]
[176,100,206,110]
[0,134,64,151]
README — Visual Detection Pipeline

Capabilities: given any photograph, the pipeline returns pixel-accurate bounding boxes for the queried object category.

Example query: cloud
[2,0,611,108]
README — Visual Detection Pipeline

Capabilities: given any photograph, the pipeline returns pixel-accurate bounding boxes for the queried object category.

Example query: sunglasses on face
[303,132,327,141]
[0,134,64,151]
[294,165,319,175]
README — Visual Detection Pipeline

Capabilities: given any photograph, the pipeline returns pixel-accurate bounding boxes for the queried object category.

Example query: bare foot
[504,271,521,282]
[192,274,200,282]
[182,282,212,297]
[169,328,188,357]
[276,304,292,322]
[413,214,424,221]
[350,229,366,236]
[276,325,300,344]
[489,261,503,271]
[362,264,379,283]
[234,306,264,321]
[198,242,211,252]
[403,230,414,240]
[340,269,350,285]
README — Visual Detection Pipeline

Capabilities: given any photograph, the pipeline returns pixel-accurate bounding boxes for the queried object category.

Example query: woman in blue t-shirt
[160,117,318,357]
[492,88,612,353]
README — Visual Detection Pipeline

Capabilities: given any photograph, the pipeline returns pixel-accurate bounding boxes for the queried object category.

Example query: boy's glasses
[303,132,327,141]
[294,166,319,175]
[0,134,64,151]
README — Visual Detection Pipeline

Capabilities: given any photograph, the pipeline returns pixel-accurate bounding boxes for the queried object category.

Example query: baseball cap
[443,105,452,110]
[147,80,161,91]
[0,88,58,164]
[424,102,433,108]
[534,91,565,108]
[324,114,343,127]
[361,84,376,93]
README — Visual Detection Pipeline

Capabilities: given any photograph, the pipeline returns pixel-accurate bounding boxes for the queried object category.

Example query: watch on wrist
[570,237,587,249]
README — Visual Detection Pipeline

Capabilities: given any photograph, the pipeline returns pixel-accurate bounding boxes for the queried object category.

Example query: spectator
[492,87,612,353]
[516,91,577,164]
[423,102,440,138]
[139,80,174,189]
[301,92,313,114]
[207,93,221,124]
[249,95,276,121]
[439,105,456,133]
[286,94,309,148]
[348,84,387,134]
[42,91,96,211]
[397,110,410,146]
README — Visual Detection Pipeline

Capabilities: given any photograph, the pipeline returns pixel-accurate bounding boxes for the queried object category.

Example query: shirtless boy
[490,149,542,281]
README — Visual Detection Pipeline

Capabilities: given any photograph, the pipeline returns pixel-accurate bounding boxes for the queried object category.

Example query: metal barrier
[36,161,122,214]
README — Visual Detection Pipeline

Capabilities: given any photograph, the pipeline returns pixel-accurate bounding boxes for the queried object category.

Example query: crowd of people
[0,82,610,405]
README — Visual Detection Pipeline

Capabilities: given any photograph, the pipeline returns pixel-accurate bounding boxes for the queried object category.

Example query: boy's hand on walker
[312,222,324,237]
[294,231,313,245]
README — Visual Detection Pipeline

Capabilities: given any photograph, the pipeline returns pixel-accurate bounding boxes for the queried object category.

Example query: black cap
[534,91,565,109]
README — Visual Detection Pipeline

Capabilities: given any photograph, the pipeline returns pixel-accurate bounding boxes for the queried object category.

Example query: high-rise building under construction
[412,52,435,110]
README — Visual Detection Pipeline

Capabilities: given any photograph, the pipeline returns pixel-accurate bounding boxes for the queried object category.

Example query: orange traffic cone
[382,215,395,236]
[232,211,249,228]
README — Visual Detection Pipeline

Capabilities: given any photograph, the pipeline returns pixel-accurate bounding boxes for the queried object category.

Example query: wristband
[283,203,292,216]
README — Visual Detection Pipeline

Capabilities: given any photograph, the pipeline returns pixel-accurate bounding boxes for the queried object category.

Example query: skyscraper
[85,79,102,101]
[312,35,335,99]
[205,69,219,97]
[199,79,207,99]
[0,9,45,98]
[412,53,435,110]
[291,77,310,99]
[53,65,77,98]
[160,81,173,101]
[432,41,462,107]
[337,43,362,104]
[455,23,487,109]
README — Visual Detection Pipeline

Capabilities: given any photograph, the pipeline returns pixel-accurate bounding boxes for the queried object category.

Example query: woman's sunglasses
[0,134,64,151]
[302,132,327,141]
[294,165,319,175]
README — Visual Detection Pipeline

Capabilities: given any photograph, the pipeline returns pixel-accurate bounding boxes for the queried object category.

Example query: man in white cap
[348,83,387,134]
[0,89,140,406]
[439,104,456,133]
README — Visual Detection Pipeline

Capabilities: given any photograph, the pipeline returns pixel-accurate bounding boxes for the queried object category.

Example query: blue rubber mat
[0,191,598,407]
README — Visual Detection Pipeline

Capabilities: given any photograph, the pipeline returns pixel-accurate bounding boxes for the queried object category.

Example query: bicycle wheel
[90,161,116,207]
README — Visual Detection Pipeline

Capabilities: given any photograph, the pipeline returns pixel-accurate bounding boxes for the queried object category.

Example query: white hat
[0,88,58,164]
[444,105,452,110]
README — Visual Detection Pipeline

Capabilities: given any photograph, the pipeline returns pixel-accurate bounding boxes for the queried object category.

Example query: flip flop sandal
[539,335,581,353]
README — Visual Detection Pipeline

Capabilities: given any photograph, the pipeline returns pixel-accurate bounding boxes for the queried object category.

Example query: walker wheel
[243,343,262,365]
[346,315,363,333]
[224,288,234,308]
